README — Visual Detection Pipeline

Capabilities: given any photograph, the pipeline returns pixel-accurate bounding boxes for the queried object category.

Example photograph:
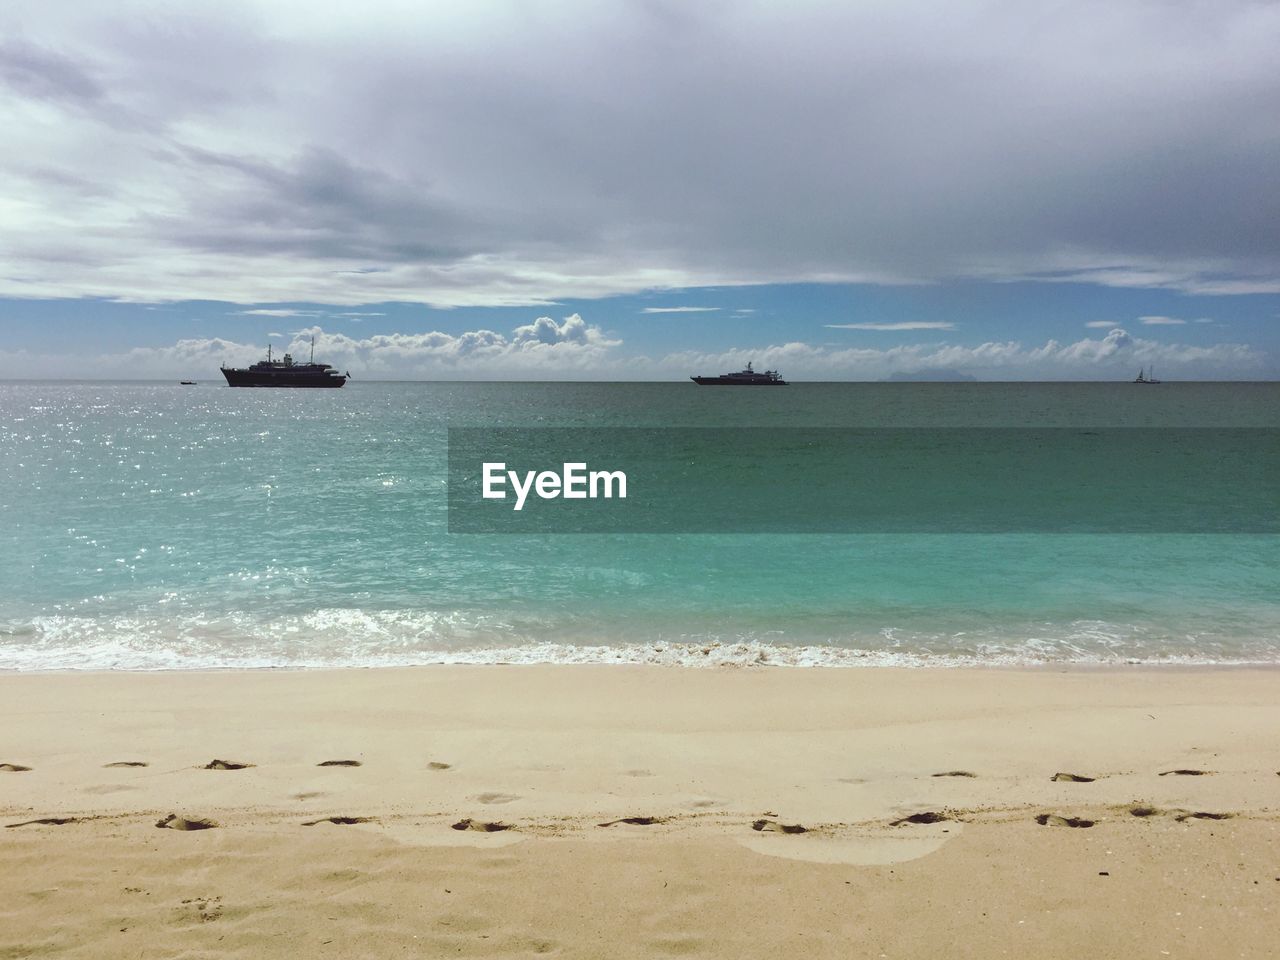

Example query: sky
[1,0,1277,380]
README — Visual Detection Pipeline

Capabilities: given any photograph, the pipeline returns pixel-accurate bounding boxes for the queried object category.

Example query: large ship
[221,338,348,388]
[691,361,787,385]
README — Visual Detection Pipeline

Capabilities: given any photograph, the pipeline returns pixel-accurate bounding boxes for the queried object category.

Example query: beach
[5,0,1279,955]
[3,664,1277,958]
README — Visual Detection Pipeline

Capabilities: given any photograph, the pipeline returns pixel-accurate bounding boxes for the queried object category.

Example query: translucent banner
[447,427,1280,534]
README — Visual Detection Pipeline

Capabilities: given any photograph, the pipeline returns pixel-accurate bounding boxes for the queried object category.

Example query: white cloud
[237,308,322,317]
[1084,320,1114,328]
[0,321,1266,381]
[10,314,621,380]
[826,322,956,331]
[640,307,720,314]
[665,328,1264,381]
[1139,316,1187,325]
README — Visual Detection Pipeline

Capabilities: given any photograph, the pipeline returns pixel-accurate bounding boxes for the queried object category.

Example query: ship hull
[221,369,346,388]
[690,377,787,385]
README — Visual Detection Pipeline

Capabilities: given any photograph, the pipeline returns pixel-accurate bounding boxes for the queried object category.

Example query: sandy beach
[1,665,1277,958]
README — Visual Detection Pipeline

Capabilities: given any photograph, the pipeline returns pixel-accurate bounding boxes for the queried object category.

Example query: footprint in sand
[103,761,149,768]
[891,811,950,826]
[451,818,511,832]
[0,763,32,772]
[471,792,521,805]
[623,769,654,778]
[427,761,452,770]
[931,771,977,778]
[685,798,722,810]
[1052,772,1097,782]
[317,760,362,767]
[291,791,326,801]
[83,783,139,796]
[302,816,374,826]
[598,816,665,827]
[1035,814,1095,828]
[752,819,807,834]
[6,817,89,828]
[1159,769,1212,776]
[203,759,253,770]
[179,896,223,923]
[1175,811,1232,822]
[155,814,218,831]
[1128,805,1232,822]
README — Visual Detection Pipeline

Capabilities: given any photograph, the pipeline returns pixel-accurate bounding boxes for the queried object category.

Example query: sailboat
[1134,365,1161,384]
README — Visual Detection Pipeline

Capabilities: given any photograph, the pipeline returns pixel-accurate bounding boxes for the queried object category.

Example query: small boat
[179,380,197,385]
[1134,366,1161,384]
[691,361,788,385]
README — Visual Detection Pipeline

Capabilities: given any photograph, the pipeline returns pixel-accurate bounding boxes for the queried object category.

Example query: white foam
[1,611,1278,672]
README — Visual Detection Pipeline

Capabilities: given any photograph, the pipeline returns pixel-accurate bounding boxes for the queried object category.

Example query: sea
[2,380,1277,670]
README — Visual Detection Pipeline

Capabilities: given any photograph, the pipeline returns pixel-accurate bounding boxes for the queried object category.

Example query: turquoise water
[2,380,1277,669]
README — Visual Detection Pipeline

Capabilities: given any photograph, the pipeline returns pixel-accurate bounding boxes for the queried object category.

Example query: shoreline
[6,657,1280,676]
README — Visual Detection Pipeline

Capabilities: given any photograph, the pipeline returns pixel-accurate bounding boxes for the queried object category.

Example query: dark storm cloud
[0,39,103,104]
[0,0,1278,304]
[155,145,491,263]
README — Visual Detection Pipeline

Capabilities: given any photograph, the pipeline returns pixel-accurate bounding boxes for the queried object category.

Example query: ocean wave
[1,610,1278,671]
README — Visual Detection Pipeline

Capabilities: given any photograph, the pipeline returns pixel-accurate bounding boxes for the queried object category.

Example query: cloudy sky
[1,0,1277,379]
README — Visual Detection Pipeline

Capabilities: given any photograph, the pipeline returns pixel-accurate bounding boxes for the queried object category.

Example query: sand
[1,665,1277,958]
